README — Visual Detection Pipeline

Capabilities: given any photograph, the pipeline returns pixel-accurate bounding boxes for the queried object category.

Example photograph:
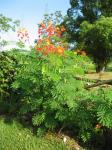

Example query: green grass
[0,117,70,150]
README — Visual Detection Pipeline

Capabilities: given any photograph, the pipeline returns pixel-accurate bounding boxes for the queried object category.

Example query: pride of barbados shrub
[2,48,112,144]
[12,48,85,132]
[1,13,112,147]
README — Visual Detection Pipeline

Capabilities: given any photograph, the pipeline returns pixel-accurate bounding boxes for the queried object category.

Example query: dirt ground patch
[85,72,112,81]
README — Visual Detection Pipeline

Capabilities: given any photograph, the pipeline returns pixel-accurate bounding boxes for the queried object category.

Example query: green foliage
[32,112,46,126]
[66,87,112,143]
[0,51,18,100]
[79,17,112,72]
[11,50,86,131]
[73,54,95,72]
[16,40,25,48]
[42,11,64,26]
[63,0,112,72]
[68,0,112,21]
[0,50,28,114]
[1,49,112,148]
[65,0,112,43]
[0,40,9,49]
[0,14,20,50]
[94,89,112,128]
[0,14,20,32]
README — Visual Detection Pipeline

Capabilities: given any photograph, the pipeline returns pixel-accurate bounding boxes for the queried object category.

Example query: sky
[0,0,70,46]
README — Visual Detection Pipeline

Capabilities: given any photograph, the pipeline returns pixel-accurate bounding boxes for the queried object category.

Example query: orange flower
[61,26,66,32]
[57,46,64,55]
[35,20,66,57]
[46,25,55,37]
[38,39,42,44]
[17,27,29,42]
[57,30,62,37]
[95,124,102,129]
[40,23,46,29]
[46,38,51,45]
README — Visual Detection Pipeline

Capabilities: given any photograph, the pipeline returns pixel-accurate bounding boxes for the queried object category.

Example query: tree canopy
[64,0,112,43]
[79,17,112,72]
[0,14,20,32]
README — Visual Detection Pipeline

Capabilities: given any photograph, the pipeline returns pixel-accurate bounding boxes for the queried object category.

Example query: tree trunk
[96,63,106,73]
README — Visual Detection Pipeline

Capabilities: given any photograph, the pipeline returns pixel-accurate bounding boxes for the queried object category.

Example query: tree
[0,14,20,49]
[64,0,112,43]
[0,14,20,32]
[79,17,112,72]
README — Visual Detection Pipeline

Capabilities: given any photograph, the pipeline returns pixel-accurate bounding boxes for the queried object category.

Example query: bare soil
[85,72,112,81]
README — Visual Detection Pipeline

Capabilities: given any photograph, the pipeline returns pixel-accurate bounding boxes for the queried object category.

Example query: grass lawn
[0,117,71,150]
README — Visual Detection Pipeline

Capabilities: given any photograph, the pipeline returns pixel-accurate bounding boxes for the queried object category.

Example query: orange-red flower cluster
[35,21,66,56]
[17,28,29,42]
[38,21,65,38]
[35,38,64,55]
[55,26,66,37]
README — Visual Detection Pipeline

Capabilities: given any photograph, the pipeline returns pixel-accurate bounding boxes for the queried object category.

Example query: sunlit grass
[0,117,70,150]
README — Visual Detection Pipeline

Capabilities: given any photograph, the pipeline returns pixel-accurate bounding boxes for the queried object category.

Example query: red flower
[35,21,66,56]
[37,39,42,44]
[40,22,46,29]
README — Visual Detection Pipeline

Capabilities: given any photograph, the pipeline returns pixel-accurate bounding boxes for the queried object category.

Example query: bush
[12,50,85,130]
[78,88,112,149]
[0,50,28,114]
[0,51,19,113]
[1,49,112,149]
